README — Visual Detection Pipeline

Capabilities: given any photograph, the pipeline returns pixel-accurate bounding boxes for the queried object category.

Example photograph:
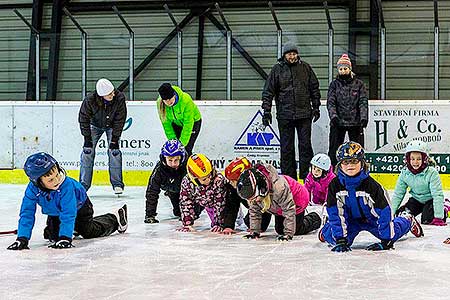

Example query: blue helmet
[160,139,186,164]
[336,141,365,164]
[24,152,58,186]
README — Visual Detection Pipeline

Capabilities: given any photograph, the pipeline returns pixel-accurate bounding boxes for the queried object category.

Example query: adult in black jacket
[78,78,127,194]
[261,43,321,180]
[327,54,369,166]
[144,140,201,223]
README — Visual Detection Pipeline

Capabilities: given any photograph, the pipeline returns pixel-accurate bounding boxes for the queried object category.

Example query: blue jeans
[321,216,411,246]
[79,125,124,191]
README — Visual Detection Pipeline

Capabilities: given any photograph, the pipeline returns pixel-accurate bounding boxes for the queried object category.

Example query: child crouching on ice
[391,140,447,226]
[7,152,127,250]
[236,164,321,241]
[319,142,423,252]
[221,157,272,235]
[304,153,336,206]
[178,154,227,232]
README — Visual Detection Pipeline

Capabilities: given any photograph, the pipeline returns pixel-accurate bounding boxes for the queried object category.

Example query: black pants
[328,125,365,167]
[44,198,118,241]
[172,119,202,156]
[398,197,443,224]
[277,118,314,180]
[274,211,321,235]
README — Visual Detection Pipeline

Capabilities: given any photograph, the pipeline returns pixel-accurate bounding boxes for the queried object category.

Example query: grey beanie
[282,43,299,56]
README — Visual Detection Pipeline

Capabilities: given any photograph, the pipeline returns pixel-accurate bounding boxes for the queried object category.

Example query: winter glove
[312,109,320,123]
[210,225,223,233]
[444,238,450,244]
[83,136,93,154]
[7,237,29,250]
[262,110,272,127]
[220,228,236,235]
[277,235,293,241]
[109,142,120,156]
[331,238,351,252]
[330,117,339,127]
[243,232,260,239]
[144,216,159,224]
[48,236,73,249]
[366,240,394,251]
[429,218,447,226]
[361,119,368,128]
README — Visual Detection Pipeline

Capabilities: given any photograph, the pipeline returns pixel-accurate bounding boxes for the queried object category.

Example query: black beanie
[158,83,175,100]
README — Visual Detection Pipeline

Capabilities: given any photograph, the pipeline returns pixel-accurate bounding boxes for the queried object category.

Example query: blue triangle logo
[235,110,280,147]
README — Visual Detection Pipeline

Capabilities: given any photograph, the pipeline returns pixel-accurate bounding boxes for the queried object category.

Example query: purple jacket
[304,167,336,205]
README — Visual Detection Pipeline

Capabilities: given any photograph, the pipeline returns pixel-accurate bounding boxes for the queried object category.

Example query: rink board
[0,100,449,188]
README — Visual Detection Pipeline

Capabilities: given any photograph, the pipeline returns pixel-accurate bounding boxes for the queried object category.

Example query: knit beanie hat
[158,83,175,100]
[282,43,299,56]
[337,54,352,70]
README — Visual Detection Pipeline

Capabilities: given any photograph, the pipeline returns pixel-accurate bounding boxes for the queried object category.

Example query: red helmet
[225,157,252,181]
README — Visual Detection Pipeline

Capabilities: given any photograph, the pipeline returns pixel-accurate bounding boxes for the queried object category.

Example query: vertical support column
[177,30,183,89]
[324,2,334,84]
[380,27,386,100]
[434,0,439,100]
[81,32,87,99]
[129,31,135,100]
[328,29,334,84]
[226,30,232,100]
[35,34,40,102]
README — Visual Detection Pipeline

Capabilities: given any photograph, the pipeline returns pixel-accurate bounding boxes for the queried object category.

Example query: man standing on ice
[78,78,127,195]
[261,43,321,180]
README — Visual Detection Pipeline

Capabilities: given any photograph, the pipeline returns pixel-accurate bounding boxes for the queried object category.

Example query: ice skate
[114,186,123,195]
[114,204,128,233]
[399,210,424,237]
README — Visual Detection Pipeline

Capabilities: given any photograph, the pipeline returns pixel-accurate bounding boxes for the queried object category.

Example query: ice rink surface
[1,184,450,300]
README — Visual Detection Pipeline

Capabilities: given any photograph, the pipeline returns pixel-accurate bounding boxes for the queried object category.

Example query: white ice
[1,184,450,300]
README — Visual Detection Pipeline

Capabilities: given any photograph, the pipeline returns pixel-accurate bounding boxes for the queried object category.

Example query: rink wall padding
[1,100,450,189]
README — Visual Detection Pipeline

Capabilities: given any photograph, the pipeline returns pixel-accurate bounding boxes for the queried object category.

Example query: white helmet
[405,140,429,155]
[96,78,114,96]
[310,153,331,171]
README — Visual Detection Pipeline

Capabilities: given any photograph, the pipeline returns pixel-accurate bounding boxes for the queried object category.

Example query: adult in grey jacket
[261,43,321,180]
[78,78,127,194]
[327,54,368,166]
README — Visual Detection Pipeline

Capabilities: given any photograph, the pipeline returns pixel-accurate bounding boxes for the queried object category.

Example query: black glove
[361,119,368,128]
[83,136,93,148]
[312,109,320,123]
[7,237,29,250]
[48,236,74,249]
[331,238,351,252]
[366,240,394,251]
[330,117,339,127]
[144,216,160,224]
[243,232,260,239]
[262,110,272,127]
[109,141,119,150]
[277,235,293,241]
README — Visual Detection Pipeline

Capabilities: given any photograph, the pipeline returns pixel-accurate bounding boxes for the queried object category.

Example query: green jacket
[157,86,201,146]
[391,166,444,219]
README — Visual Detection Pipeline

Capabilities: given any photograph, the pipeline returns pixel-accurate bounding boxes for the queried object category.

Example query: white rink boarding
[1,184,450,300]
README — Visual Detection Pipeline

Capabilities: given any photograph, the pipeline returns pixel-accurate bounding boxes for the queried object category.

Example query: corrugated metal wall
[1,1,449,101]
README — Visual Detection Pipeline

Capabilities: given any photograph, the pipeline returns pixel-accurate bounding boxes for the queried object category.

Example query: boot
[399,209,424,237]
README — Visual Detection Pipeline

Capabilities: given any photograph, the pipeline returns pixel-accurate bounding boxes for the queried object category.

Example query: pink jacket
[304,167,336,205]
[280,175,309,215]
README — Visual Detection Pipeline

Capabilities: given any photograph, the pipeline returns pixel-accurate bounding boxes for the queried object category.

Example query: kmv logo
[235,110,280,147]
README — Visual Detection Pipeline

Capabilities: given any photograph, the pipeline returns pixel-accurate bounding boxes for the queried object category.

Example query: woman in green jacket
[391,140,447,226]
[157,83,202,155]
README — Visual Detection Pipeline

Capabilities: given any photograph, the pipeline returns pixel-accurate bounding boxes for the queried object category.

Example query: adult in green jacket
[157,83,202,155]
[391,140,446,225]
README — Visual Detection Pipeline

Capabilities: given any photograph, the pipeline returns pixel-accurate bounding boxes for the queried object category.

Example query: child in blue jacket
[391,140,446,226]
[7,152,128,250]
[319,142,423,252]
